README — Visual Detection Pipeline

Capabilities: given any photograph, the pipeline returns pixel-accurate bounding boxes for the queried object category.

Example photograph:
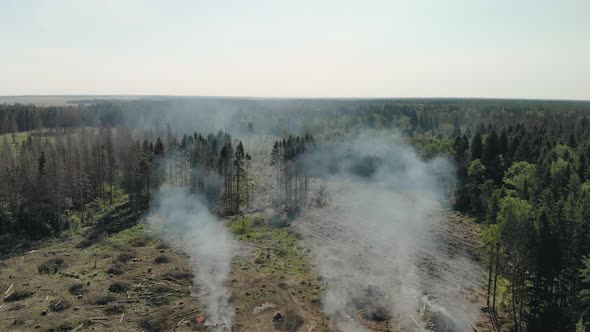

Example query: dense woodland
[2,98,590,331]
[270,135,314,212]
[0,124,250,238]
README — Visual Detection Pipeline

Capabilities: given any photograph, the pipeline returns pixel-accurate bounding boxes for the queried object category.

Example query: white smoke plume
[294,130,483,331]
[147,185,235,331]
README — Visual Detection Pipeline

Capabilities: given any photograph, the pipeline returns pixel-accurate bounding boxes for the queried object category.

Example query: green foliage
[468,159,486,182]
[503,161,536,197]
[411,135,454,159]
[581,257,590,319]
[497,196,532,251]
[229,216,310,275]
[577,318,587,332]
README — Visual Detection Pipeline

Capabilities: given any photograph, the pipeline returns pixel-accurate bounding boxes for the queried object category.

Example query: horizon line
[2,94,590,103]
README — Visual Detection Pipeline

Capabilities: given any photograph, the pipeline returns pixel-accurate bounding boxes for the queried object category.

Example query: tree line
[0,127,250,239]
[270,134,314,213]
[446,120,590,331]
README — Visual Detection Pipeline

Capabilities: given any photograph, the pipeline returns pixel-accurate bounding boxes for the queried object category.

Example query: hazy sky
[1,0,589,99]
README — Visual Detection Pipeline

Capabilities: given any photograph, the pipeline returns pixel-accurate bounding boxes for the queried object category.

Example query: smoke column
[147,185,235,331]
[294,130,482,331]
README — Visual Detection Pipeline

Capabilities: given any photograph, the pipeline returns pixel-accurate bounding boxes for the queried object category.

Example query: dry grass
[0,224,202,332]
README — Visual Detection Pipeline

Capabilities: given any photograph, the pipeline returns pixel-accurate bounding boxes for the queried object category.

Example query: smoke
[147,185,235,331]
[295,130,481,331]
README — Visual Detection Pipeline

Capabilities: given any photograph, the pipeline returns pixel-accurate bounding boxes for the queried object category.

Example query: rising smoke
[294,130,481,331]
[147,185,235,331]
[144,125,483,331]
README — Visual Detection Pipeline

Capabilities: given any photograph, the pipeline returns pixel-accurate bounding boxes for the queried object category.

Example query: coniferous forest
[2,98,590,331]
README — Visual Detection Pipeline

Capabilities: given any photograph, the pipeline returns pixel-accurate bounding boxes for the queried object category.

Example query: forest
[2,98,590,332]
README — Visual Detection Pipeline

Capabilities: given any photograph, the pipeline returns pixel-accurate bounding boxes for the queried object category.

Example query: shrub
[274,308,304,332]
[104,304,125,315]
[49,299,71,312]
[4,290,32,302]
[108,282,129,293]
[38,257,66,274]
[107,264,125,275]
[148,286,173,306]
[95,295,115,305]
[68,283,87,296]
[139,317,167,332]
[130,234,153,247]
[154,255,170,264]
[116,253,132,263]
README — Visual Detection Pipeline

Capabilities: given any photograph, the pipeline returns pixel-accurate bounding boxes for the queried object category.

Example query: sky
[1,0,589,99]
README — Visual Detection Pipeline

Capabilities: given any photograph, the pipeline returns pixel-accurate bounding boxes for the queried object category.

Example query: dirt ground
[228,258,329,332]
[0,225,204,332]
[226,215,331,332]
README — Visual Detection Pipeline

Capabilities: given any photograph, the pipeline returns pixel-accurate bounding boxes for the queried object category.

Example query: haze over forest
[1,1,590,332]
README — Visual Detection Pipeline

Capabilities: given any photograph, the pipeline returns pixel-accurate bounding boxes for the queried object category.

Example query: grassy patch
[0,131,31,147]
[130,233,155,247]
[67,187,129,238]
[108,224,146,245]
[229,215,310,275]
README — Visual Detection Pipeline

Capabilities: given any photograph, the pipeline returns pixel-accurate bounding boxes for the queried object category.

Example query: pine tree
[233,141,246,212]
[471,132,483,161]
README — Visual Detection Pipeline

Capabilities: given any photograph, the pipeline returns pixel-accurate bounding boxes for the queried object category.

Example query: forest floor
[0,203,204,332]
